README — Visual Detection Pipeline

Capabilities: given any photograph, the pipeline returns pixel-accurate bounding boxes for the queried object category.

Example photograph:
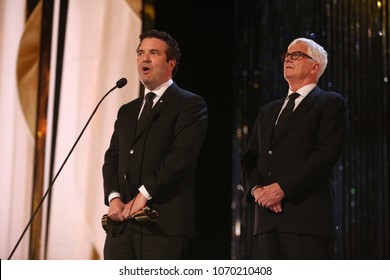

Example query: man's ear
[310,63,319,75]
[169,60,177,71]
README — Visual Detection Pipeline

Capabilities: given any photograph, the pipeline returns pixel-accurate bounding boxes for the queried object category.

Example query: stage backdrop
[232,0,390,259]
[0,0,141,259]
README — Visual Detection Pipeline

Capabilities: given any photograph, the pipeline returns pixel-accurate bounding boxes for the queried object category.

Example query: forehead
[139,37,167,51]
[288,42,308,52]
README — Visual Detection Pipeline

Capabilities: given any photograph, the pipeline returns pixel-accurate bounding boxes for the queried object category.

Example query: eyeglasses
[281,51,315,62]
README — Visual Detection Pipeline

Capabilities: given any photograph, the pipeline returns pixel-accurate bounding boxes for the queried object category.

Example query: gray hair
[289,38,328,78]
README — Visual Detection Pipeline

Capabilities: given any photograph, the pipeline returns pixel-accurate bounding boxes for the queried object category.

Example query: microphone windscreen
[116,78,127,88]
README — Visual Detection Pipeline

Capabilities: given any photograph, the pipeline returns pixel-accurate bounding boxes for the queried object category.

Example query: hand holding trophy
[101,206,159,234]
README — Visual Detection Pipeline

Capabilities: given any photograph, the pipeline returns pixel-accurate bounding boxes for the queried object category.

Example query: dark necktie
[137,92,155,133]
[273,92,300,139]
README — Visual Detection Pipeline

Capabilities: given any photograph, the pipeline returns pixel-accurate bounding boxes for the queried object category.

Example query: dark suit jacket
[103,82,208,236]
[241,86,349,236]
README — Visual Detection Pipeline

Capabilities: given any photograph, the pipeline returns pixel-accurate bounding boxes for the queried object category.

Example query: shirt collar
[144,79,173,99]
[288,83,316,98]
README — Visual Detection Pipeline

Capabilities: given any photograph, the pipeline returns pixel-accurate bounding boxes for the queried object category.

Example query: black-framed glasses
[281,51,315,62]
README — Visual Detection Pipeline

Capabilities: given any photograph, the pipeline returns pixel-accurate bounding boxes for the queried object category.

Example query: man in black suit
[241,38,349,259]
[102,30,208,259]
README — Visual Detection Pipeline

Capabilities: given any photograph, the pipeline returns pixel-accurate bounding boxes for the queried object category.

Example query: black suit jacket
[241,86,349,236]
[103,82,208,236]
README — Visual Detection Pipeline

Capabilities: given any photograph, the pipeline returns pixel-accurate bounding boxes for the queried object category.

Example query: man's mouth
[142,66,151,73]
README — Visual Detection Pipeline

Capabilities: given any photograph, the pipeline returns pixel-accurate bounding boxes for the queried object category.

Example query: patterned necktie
[137,92,156,133]
[273,92,300,139]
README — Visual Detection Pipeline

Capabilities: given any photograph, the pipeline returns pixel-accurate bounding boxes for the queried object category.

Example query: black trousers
[255,229,335,260]
[103,221,189,260]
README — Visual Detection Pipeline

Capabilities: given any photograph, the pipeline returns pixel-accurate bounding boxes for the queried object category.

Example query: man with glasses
[241,38,349,259]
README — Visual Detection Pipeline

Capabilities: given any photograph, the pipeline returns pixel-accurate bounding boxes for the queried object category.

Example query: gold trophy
[101,206,159,234]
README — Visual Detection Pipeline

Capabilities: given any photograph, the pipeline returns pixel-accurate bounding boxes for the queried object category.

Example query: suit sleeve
[240,114,264,202]
[102,106,122,206]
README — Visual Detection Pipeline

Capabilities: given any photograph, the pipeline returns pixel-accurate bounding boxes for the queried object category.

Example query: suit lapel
[123,98,142,144]
[149,83,177,118]
[267,100,284,145]
[130,83,178,147]
[271,87,321,146]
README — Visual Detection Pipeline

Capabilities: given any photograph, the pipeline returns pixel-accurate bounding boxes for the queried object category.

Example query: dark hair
[138,29,181,77]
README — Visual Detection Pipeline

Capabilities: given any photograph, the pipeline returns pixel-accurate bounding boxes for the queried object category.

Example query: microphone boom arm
[7,78,127,260]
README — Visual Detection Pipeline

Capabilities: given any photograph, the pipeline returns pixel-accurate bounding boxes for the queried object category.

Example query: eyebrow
[137,48,161,53]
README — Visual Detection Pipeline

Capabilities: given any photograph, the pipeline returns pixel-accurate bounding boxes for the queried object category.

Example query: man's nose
[143,56,151,62]
[284,54,293,62]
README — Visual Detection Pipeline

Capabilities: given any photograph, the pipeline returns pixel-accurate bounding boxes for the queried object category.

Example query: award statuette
[101,206,159,234]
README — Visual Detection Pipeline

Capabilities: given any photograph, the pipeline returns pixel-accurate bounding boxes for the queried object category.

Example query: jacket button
[268,172,272,177]
[124,174,127,179]
[268,150,272,155]
[130,149,134,154]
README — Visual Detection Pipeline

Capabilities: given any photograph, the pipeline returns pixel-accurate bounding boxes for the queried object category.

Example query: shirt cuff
[139,185,152,200]
[108,192,121,204]
[251,185,261,197]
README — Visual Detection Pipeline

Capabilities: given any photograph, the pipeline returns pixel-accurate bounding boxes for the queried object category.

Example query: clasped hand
[107,193,147,221]
[253,183,285,213]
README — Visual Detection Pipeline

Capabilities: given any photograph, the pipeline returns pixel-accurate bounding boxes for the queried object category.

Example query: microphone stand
[7,78,127,260]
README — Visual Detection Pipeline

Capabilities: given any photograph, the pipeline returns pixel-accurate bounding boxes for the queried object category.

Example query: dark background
[152,0,390,260]
[154,0,234,259]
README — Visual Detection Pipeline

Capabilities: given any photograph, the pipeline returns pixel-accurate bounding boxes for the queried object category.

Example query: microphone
[7,78,127,260]
[116,77,127,88]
